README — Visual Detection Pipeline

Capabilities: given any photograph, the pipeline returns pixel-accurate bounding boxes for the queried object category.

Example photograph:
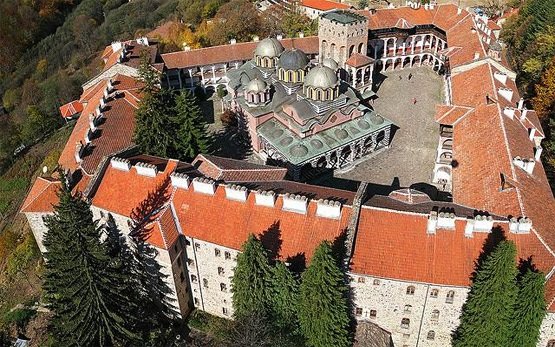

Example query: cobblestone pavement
[333,68,444,189]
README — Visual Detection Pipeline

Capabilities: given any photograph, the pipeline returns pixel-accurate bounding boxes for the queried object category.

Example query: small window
[222,307,228,316]
[355,307,362,316]
[373,279,380,285]
[431,309,440,321]
[194,297,199,305]
[220,283,227,292]
[404,304,412,313]
[215,248,221,257]
[406,286,415,295]
[203,278,208,288]
[430,289,439,298]
[225,251,231,260]
[195,243,201,251]
[358,277,365,283]
[187,258,194,266]
[401,318,410,329]
[218,267,225,276]
[446,290,455,304]
[369,310,377,319]
[191,275,198,283]
[427,330,435,340]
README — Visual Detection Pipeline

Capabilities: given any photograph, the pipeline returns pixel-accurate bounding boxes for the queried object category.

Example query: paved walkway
[334,68,444,189]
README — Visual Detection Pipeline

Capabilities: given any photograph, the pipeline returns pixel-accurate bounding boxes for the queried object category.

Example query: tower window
[358,277,365,283]
[191,275,197,283]
[427,330,435,340]
[215,248,221,257]
[220,283,227,292]
[225,251,231,260]
[203,278,208,288]
[404,305,412,313]
[406,286,415,295]
[430,289,438,298]
[373,279,380,285]
[431,309,440,321]
[369,310,377,319]
[218,267,225,276]
[401,318,410,329]
[355,307,362,316]
[446,290,455,304]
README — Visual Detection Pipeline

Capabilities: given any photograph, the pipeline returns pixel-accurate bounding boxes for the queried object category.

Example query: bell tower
[318,10,369,68]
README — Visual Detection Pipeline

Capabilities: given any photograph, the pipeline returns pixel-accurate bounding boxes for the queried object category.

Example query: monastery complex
[20,2,555,346]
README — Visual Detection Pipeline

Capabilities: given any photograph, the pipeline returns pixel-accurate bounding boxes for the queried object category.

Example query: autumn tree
[207,0,263,45]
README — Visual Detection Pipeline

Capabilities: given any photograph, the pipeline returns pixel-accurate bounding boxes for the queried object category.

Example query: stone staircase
[343,181,368,270]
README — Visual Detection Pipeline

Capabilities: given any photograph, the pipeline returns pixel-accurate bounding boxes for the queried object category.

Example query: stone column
[212,66,216,82]
[352,67,357,88]
[411,36,415,54]
[200,67,205,85]
[393,37,398,55]
[349,143,356,162]
[383,38,388,57]
[402,42,406,55]
[166,73,171,88]
[361,68,366,86]
[177,69,183,89]
[384,127,391,146]
[325,153,332,169]
[223,64,227,74]
[188,69,194,88]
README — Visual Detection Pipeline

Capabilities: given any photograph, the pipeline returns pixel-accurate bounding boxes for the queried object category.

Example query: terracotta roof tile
[193,154,288,181]
[20,177,61,213]
[345,53,374,68]
[301,0,351,11]
[59,101,83,118]
[435,105,474,125]
[161,37,319,70]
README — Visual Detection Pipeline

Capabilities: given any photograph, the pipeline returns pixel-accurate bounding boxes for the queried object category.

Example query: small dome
[271,128,284,139]
[278,49,309,70]
[369,114,384,125]
[289,145,309,157]
[255,38,284,58]
[322,58,338,70]
[358,119,370,129]
[335,129,349,140]
[310,139,324,149]
[280,136,294,146]
[305,65,338,89]
[246,78,267,93]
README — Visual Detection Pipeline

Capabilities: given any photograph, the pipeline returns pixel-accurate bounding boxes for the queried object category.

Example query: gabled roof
[193,154,288,182]
[20,177,61,213]
[59,101,83,119]
[301,0,351,11]
[345,53,375,68]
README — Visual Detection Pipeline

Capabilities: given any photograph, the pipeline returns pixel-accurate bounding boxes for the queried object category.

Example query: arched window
[203,278,208,288]
[404,305,412,313]
[218,267,225,276]
[358,277,365,283]
[287,70,293,82]
[191,275,198,283]
[220,283,227,292]
[406,286,415,295]
[430,289,439,298]
[431,309,440,321]
[427,330,435,340]
[358,42,364,54]
[401,318,410,329]
[373,279,380,285]
[316,89,322,101]
[446,290,455,304]
[369,310,377,319]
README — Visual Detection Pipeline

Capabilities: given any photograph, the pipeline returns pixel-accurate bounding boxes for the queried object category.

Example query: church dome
[289,144,309,157]
[304,65,338,89]
[278,49,309,70]
[322,58,338,71]
[254,38,284,58]
[246,78,267,93]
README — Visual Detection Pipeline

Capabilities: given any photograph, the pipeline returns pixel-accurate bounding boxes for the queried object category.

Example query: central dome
[278,49,309,70]
[246,78,267,93]
[255,38,284,58]
[304,65,338,89]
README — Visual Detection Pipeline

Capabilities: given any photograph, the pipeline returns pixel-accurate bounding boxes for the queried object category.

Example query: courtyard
[320,67,444,193]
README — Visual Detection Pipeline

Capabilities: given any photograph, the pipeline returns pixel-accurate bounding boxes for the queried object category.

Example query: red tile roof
[161,37,319,70]
[345,53,374,68]
[58,74,143,175]
[172,185,351,261]
[102,40,159,72]
[301,0,351,11]
[20,177,61,213]
[193,154,288,182]
[59,101,84,119]
[435,105,474,126]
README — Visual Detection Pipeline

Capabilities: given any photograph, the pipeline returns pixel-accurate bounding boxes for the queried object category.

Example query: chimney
[282,193,308,214]
[135,162,158,177]
[437,211,456,229]
[298,32,304,38]
[89,113,97,131]
[529,128,536,140]
[170,172,190,189]
[535,146,543,161]
[513,157,535,174]
[277,34,283,40]
[253,35,259,42]
[75,142,84,164]
[464,218,474,238]
[136,37,149,46]
[99,96,107,110]
[494,71,507,85]
[517,98,524,110]
[427,211,438,234]
[111,41,122,52]
[457,7,462,15]
[316,199,342,219]
[503,107,515,119]
[474,214,494,232]
[111,157,131,171]
[192,177,216,195]
[84,128,94,144]
[229,38,237,45]
[225,184,249,202]
[107,79,114,92]
[474,51,480,60]
[255,190,276,207]
[520,108,528,121]
[95,105,102,117]
[498,87,513,102]
[103,87,110,99]
[509,217,532,234]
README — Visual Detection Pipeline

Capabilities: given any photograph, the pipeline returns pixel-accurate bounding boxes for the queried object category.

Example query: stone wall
[350,273,468,347]
[184,236,237,318]
[318,13,368,68]
[24,212,53,253]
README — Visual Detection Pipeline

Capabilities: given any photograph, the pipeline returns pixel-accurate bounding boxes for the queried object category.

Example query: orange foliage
[533,57,555,119]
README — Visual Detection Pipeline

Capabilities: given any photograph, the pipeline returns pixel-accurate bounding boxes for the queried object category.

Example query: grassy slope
[0,125,72,345]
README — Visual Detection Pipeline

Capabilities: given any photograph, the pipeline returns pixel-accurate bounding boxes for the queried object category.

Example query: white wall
[25,212,53,253]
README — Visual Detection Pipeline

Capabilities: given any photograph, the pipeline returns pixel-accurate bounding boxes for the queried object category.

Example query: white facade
[24,212,53,253]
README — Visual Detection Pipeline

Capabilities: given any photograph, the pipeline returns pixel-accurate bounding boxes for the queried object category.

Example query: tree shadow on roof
[259,220,282,264]
[470,225,506,283]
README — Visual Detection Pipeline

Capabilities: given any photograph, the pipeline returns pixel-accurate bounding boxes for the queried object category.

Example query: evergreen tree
[232,234,273,318]
[510,267,546,347]
[298,241,350,347]
[269,261,299,331]
[453,240,518,347]
[173,89,211,160]
[43,178,140,346]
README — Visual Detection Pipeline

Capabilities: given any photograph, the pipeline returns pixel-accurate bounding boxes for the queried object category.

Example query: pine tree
[453,240,518,347]
[232,234,273,318]
[43,179,140,346]
[298,241,351,347]
[173,89,211,161]
[269,261,299,332]
[510,267,546,347]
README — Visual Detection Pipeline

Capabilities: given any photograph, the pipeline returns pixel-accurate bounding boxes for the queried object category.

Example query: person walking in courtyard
[408,73,413,80]
[399,75,402,80]
[412,97,417,105]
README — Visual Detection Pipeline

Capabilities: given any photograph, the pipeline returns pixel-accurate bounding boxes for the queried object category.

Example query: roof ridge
[21,177,56,212]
